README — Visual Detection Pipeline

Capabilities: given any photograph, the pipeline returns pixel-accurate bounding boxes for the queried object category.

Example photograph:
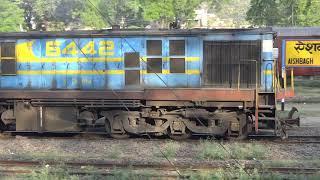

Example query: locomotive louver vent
[203,40,261,88]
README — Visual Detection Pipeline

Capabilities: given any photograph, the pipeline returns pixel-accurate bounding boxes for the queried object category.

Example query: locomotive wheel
[105,116,129,139]
[168,129,191,140]
[110,132,130,139]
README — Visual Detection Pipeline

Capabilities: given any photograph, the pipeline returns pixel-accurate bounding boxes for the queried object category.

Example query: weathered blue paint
[0,32,273,92]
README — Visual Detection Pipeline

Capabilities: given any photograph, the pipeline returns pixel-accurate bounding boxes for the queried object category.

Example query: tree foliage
[0,0,24,32]
[142,0,204,28]
[246,0,280,26]
[296,0,320,26]
[247,0,320,26]
[0,0,235,31]
[79,0,145,29]
[20,0,83,31]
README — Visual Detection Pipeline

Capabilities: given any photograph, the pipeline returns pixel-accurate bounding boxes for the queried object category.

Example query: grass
[188,168,320,180]
[110,168,153,180]
[15,165,154,180]
[157,141,180,160]
[198,140,227,160]
[20,165,79,180]
[265,159,320,168]
[107,145,121,159]
[197,140,267,160]
[229,143,267,160]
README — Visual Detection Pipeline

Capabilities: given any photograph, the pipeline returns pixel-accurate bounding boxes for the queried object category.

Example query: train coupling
[281,107,300,127]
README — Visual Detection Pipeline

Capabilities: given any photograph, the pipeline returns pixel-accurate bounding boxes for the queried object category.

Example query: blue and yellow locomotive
[0,28,276,139]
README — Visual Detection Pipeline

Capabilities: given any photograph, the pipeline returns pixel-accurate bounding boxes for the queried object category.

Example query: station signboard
[285,40,320,67]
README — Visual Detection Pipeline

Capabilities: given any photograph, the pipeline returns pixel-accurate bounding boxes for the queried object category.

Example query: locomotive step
[258,117,276,121]
[257,109,274,114]
[258,105,276,109]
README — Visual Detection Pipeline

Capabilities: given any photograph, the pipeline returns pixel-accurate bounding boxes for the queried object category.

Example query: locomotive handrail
[239,59,259,133]
[265,62,274,92]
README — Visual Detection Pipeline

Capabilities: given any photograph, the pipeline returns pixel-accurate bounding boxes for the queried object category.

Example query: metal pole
[238,62,240,90]
[291,2,294,26]
[291,68,294,92]
[255,61,259,134]
[281,98,285,111]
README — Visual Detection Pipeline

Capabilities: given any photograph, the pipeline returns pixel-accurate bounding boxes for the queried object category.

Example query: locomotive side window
[169,40,185,73]
[170,58,185,73]
[169,40,185,56]
[146,40,162,73]
[0,42,16,75]
[124,52,140,68]
[147,40,162,56]
[147,58,162,73]
[124,52,140,86]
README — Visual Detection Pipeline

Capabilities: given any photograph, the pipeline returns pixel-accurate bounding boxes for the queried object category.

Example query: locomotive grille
[203,40,261,88]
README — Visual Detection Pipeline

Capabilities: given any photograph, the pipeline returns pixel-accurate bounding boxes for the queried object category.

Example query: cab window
[0,42,16,75]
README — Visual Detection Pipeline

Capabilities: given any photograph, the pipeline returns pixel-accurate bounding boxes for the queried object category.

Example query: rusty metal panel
[144,89,255,101]
[203,41,261,88]
[0,89,255,102]
[15,102,39,131]
[43,107,80,131]
[0,90,145,99]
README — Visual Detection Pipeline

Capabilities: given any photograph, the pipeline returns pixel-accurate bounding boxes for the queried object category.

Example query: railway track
[0,160,318,177]
[247,135,320,144]
[1,132,320,144]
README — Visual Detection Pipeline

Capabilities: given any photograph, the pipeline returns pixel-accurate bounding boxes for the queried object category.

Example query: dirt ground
[0,136,318,167]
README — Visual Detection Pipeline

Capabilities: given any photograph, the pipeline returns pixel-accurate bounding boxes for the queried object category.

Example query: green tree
[20,0,83,31]
[246,0,280,26]
[211,0,251,28]
[79,0,108,29]
[295,0,320,26]
[80,0,145,29]
[247,0,320,27]
[143,0,205,28]
[0,0,24,32]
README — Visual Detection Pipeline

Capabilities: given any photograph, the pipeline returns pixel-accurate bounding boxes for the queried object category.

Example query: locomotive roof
[0,28,273,39]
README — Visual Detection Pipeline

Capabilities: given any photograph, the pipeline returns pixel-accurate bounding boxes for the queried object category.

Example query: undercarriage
[0,100,255,139]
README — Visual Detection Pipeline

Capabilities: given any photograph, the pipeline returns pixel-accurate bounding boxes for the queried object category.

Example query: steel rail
[0,160,318,175]
[1,133,320,144]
